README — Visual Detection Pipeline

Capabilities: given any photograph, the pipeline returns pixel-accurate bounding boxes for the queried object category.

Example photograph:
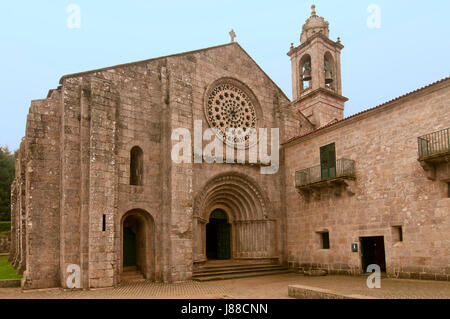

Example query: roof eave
[282,76,450,147]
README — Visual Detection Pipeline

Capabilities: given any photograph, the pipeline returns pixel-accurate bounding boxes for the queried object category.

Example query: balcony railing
[418,128,450,160]
[295,158,356,188]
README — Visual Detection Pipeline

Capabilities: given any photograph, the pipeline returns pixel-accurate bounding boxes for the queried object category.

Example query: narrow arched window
[130,146,143,186]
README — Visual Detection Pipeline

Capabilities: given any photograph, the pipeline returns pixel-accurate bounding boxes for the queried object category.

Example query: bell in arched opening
[324,58,333,85]
[302,60,312,82]
[325,70,333,84]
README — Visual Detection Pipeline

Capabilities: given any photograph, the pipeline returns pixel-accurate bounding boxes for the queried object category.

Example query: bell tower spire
[288,4,348,128]
[311,4,317,17]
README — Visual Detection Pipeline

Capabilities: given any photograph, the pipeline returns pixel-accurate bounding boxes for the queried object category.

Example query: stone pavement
[0,274,449,299]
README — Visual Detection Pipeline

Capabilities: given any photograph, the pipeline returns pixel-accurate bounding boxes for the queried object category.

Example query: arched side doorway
[123,226,137,267]
[206,210,231,260]
[121,209,155,280]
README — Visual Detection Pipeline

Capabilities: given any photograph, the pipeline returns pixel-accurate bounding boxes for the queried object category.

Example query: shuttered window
[320,143,336,180]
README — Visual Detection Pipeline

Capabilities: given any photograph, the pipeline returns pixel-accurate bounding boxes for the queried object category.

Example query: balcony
[418,128,450,162]
[417,128,450,180]
[295,158,356,197]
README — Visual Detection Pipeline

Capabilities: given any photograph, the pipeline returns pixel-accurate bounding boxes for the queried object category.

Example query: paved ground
[0,274,449,299]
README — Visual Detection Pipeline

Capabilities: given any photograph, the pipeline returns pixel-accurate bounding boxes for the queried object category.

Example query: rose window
[206,83,257,146]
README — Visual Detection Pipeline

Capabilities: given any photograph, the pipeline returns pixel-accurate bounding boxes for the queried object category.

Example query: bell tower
[288,5,348,128]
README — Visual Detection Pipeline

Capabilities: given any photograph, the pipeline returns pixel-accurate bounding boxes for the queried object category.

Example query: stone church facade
[9,6,450,289]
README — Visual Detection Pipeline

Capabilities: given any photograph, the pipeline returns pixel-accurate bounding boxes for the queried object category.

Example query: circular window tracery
[205,80,259,148]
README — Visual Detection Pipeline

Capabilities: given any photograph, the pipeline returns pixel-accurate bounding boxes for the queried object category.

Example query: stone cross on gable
[229,29,236,42]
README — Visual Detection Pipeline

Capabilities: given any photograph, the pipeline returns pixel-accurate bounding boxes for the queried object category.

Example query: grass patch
[0,222,11,233]
[0,256,22,280]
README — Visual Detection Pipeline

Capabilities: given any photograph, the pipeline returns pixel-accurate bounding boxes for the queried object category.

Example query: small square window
[318,231,330,249]
[392,226,403,243]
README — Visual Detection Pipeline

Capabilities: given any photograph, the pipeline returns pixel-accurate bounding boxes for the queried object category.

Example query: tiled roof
[282,76,450,146]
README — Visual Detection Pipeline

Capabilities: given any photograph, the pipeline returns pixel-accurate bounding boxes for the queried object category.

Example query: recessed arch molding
[193,172,278,262]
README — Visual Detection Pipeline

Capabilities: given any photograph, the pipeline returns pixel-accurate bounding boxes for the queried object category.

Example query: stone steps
[121,269,145,283]
[199,262,279,270]
[194,264,286,275]
[193,269,292,282]
[193,263,291,282]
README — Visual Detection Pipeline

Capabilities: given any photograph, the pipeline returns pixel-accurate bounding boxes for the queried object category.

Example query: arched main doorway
[193,173,278,263]
[121,209,154,280]
[206,210,231,260]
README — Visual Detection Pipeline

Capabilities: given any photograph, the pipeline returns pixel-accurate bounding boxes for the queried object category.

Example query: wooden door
[320,143,336,180]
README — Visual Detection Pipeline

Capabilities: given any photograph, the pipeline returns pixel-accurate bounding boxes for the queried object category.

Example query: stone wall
[173,43,299,271]
[21,89,62,289]
[0,232,10,253]
[9,90,62,289]
[10,140,26,273]
[284,78,450,281]
[12,42,301,289]
[57,65,165,288]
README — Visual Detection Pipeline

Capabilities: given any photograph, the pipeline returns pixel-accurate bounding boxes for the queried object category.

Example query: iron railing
[418,128,450,160]
[295,158,356,188]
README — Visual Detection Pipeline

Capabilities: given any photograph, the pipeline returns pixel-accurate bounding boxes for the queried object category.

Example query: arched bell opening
[300,54,312,91]
[324,52,336,91]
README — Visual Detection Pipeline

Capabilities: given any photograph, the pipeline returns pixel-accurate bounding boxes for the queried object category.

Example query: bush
[0,147,15,221]
[0,222,11,233]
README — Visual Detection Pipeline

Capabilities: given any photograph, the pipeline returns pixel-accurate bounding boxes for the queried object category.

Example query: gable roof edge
[233,43,291,103]
[59,42,236,84]
[57,42,293,105]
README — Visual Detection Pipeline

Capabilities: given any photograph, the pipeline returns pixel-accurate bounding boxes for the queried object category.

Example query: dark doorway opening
[121,210,155,282]
[360,236,386,273]
[206,210,231,260]
[123,226,137,267]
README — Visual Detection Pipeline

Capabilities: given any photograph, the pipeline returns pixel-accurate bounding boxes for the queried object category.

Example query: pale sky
[1,0,449,151]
